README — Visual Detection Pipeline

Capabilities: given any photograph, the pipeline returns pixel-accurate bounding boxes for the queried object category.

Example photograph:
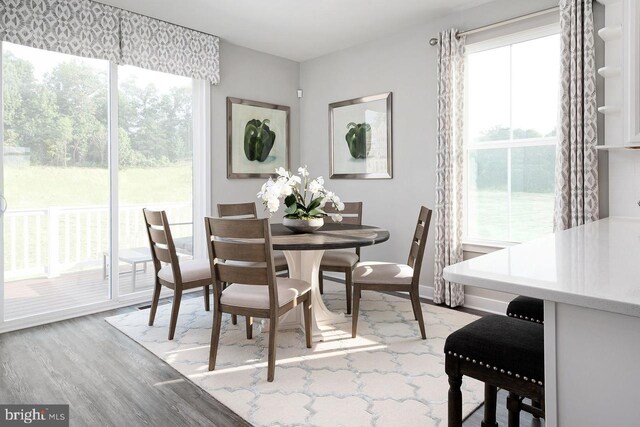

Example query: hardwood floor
[0,295,249,427]
[0,279,543,426]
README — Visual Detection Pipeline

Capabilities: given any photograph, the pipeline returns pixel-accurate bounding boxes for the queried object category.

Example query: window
[465,27,560,244]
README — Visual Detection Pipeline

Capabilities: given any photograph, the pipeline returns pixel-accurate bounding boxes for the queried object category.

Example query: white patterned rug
[106,280,483,426]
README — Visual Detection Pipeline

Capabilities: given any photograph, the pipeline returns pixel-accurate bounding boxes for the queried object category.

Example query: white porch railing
[3,203,191,280]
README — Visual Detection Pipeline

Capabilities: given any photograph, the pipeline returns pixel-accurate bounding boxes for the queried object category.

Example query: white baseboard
[418,285,508,315]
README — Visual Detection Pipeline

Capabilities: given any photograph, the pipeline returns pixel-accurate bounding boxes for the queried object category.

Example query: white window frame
[463,23,561,250]
[0,43,212,333]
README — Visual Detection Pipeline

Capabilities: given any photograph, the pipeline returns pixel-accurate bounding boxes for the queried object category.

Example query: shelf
[598,66,621,78]
[598,106,620,114]
[596,145,640,151]
[598,26,623,42]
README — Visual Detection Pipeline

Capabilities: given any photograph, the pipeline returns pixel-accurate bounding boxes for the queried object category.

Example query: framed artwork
[227,97,290,178]
[329,92,393,179]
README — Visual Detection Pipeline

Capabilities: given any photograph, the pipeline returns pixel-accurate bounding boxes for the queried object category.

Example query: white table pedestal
[259,249,345,339]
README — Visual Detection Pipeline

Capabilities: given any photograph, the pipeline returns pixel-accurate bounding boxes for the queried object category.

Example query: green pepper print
[345,122,371,159]
[244,119,276,162]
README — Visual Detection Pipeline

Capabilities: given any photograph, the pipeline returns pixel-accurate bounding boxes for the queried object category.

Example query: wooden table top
[270,223,390,251]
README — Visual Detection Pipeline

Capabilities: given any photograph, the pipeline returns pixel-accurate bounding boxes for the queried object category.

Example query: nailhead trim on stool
[447,350,544,386]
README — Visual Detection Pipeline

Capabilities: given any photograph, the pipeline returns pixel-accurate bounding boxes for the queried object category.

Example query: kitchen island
[444,217,640,426]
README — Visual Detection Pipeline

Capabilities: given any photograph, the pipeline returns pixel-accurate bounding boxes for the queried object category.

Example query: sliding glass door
[1,42,110,320]
[0,42,205,327]
[117,66,194,296]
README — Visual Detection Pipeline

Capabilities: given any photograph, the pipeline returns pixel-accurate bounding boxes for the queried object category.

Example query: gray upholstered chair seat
[158,259,211,283]
[321,250,359,268]
[220,278,311,310]
[353,261,414,285]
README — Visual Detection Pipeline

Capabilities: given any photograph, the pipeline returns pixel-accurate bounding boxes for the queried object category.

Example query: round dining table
[265,222,390,339]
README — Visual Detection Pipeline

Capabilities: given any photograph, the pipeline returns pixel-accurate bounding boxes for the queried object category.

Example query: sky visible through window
[467,34,560,143]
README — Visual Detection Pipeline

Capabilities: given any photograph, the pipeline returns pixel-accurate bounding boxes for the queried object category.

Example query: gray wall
[211,41,300,219]
[298,0,565,306]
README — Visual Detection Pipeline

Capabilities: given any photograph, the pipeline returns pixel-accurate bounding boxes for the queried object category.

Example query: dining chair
[143,209,212,340]
[217,202,289,328]
[351,206,432,339]
[205,217,312,382]
[318,201,363,314]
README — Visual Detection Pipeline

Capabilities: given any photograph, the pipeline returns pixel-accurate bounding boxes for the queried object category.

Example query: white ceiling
[97,0,493,62]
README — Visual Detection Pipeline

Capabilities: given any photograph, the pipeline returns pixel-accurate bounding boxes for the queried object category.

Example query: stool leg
[507,392,521,427]
[532,399,542,419]
[481,384,498,427]
[447,375,463,427]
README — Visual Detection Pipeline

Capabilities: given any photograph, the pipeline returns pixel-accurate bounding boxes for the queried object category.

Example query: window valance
[120,11,220,84]
[0,0,220,84]
[0,0,121,62]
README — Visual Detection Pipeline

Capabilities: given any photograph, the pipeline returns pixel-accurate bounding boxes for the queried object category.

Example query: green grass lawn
[3,163,193,275]
[4,162,192,209]
[467,190,555,242]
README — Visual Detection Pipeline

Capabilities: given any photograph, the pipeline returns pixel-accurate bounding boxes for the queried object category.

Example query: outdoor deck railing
[3,203,191,280]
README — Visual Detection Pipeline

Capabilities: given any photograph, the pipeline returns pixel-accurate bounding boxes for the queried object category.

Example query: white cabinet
[624,0,640,143]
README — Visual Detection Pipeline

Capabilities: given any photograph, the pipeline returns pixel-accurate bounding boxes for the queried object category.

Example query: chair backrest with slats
[217,202,258,219]
[407,206,433,286]
[204,217,277,309]
[143,209,182,284]
[324,201,363,258]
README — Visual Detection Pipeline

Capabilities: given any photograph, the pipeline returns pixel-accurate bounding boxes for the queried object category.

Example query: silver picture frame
[227,97,290,179]
[329,92,393,179]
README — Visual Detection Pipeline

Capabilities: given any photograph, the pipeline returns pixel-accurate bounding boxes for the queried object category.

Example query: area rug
[106,279,483,426]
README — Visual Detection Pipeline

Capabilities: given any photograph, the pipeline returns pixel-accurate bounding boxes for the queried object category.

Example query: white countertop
[444,217,640,317]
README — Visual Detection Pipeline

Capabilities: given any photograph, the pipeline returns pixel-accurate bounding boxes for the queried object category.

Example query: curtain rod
[428,6,560,46]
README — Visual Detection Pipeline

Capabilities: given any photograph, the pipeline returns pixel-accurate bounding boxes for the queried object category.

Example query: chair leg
[352,284,361,338]
[507,392,521,427]
[319,270,324,294]
[168,288,183,340]
[208,308,223,371]
[410,291,426,339]
[345,269,352,315]
[231,314,238,325]
[482,384,499,427]
[148,280,162,326]
[447,375,463,427]
[203,285,210,312]
[303,296,312,348]
[245,316,253,339]
[267,315,278,382]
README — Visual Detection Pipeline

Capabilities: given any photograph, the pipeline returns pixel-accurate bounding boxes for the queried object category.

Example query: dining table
[264,222,390,339]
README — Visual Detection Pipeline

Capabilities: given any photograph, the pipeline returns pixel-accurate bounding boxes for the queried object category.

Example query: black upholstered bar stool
[507,296,544,324]
[445,315,544,427]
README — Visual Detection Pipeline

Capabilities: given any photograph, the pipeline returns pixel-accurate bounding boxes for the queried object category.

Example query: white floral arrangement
[257,166,344,222]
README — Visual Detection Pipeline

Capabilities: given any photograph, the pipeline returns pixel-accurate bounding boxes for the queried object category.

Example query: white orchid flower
[266,197,280,212]
[330,213,343,222]
[275,167,288,177]
[298,165,309,177]
[308,178,324,195]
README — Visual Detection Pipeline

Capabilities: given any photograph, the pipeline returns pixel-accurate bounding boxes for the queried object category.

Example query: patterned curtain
[433,29,465,308]
[120,11,220,85]
[554,0,599,231]
[0,0,121,62]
